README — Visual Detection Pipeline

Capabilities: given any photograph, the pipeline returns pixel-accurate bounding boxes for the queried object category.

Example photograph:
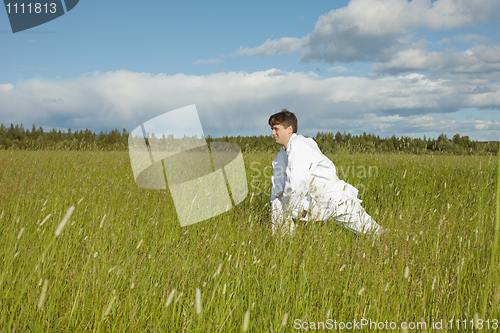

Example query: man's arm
[270,150,287,205]
[283,139,324,219]
[277,191,306,217]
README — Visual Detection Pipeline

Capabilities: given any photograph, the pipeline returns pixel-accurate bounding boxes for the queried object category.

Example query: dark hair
[268,109,297,133]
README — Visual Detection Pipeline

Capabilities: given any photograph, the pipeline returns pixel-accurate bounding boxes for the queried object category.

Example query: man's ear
[287,126,293,134]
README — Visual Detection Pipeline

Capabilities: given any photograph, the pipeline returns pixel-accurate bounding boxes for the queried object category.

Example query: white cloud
[235,0,499,63]
[193,57,225,65]
[324,112,500,140]
[453,34,485,42]
[235,37,306,57]
[434,37,452,46]
[473,120,500,130]
[0,84,14,93]
[327,66,348,73]
[373,44,500,74]
[0,69,499,140]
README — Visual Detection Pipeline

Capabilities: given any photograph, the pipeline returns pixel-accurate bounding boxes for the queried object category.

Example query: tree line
[0,123,498,155]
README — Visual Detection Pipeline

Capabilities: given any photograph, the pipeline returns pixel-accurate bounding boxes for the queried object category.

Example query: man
[269,109,383,236]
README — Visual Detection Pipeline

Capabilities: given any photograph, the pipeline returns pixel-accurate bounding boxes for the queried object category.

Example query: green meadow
[0,150,498,332]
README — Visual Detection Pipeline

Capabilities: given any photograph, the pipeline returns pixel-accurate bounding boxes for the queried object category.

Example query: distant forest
[0,123,498,155]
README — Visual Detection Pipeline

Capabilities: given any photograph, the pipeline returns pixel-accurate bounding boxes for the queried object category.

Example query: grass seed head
[195,288,202,314]
[37,279,49,309]
[175,291,183,303]
[99,214,106,228]
[165,289,176,308]
[214,263,222,277]
[40,214,51,226]
[474,313,480,327]
[55,206,75,236]
[281,312,289,326]
[242,310,250,331]
[17,227,25,240]
[103,295,117,318]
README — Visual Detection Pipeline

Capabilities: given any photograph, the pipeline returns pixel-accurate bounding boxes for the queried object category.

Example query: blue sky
[1,0,499,140]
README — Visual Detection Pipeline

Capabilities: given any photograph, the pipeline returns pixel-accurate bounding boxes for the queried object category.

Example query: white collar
[284,133,297,153]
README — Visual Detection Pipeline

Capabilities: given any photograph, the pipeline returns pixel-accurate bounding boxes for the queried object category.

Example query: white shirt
[271,133,338,218]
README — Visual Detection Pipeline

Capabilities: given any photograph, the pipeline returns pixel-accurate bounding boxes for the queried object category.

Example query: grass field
[0,150,498,332]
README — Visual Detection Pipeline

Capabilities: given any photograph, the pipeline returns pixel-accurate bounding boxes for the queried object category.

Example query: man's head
[269,109,297,149]
[268,109,297,133]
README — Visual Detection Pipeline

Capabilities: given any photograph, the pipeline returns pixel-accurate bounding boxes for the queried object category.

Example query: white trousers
[271,181,383,236]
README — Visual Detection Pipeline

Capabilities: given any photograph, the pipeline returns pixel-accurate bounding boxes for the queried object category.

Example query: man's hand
[275,191,307,219]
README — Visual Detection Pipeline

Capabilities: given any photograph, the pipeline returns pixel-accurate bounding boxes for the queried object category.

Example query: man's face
[271,123,293,148]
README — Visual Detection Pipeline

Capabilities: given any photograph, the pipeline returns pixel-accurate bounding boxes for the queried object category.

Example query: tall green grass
[0,150,498,331]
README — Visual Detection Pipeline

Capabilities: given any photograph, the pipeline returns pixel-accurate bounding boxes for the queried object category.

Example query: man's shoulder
[289,134,320,152]
[292,133,315,143]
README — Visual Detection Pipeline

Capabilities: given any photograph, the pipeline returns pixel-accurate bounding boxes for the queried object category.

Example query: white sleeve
[270,151,286,205]
[283,144,321,218]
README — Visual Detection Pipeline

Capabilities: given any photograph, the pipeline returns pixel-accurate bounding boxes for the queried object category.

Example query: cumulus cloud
[328,113,500,136]
[327,66,349,73]
[0,69,499,139]
[235,0,499,63]
[373,44,500,75]
[235,37,306,57]
[0,84,14,92]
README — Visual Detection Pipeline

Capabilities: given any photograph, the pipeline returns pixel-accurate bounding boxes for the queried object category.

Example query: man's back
[271,133,338,211]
